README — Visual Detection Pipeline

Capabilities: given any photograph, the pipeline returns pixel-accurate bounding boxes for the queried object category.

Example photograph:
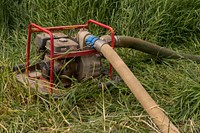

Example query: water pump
[16,20,115,96]
[15,20,180,133]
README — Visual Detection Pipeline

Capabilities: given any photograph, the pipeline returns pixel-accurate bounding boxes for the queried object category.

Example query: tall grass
[1,0,200,132]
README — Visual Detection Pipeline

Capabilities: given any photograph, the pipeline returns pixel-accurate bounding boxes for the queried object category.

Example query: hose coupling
[85,35,99,48]
[85,35,107,52]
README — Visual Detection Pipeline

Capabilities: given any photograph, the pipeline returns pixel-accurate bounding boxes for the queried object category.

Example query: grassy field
[0,0,200,132]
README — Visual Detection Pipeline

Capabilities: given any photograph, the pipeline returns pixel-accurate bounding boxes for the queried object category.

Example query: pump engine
[34,31,101,87]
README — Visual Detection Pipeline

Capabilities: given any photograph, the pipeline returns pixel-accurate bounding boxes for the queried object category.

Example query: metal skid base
[16,71,66,98]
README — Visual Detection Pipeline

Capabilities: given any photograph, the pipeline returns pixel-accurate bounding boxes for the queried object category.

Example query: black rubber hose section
[101,35,200,62]
[117,36,200,62]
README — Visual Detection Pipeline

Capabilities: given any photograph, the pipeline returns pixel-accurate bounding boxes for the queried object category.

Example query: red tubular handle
[26,23,55,92]
[31,24,88,32]
[87,19,115,48]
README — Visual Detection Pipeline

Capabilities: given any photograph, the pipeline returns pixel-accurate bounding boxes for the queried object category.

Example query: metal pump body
[34,32,101,87]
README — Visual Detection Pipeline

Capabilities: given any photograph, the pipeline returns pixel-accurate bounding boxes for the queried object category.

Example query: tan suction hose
[99,44,179,133]
[78,31,180,132]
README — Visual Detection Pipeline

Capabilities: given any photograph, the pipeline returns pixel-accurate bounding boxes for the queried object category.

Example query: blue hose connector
[85,35,99,48]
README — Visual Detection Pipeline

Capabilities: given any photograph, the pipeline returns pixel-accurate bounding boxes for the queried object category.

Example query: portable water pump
[16,20,115,96]
[16,20,181,132]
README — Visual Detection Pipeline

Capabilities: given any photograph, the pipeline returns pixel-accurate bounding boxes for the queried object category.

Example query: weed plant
[0,0,200,132]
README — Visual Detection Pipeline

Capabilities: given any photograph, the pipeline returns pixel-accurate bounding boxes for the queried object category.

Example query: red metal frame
[26,20,115,93]
[87,19,115,78]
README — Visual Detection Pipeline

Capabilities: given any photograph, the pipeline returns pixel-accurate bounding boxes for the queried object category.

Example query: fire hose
[81,32,180,133]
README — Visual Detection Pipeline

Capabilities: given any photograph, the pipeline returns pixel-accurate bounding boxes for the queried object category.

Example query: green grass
[1,0,200,132]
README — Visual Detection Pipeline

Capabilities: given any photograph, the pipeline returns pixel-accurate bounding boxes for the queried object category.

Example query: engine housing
[34,32,101,87]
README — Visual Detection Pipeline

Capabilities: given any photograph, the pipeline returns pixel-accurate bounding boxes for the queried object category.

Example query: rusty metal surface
[46,37,79,53]
[16,73,67,97]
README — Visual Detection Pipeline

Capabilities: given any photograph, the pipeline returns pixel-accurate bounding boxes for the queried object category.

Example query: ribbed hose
[99,44,179,133]
[101,35,200,62]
